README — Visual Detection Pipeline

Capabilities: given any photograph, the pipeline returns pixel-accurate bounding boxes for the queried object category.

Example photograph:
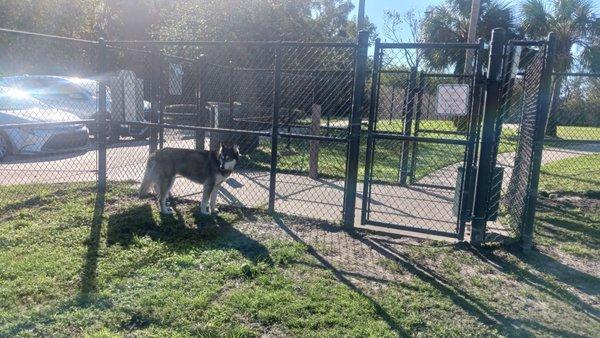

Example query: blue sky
[351,0,445,41]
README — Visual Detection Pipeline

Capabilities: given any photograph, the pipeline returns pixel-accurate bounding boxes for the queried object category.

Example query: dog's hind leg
[158,175,176,215]
[139,157,157,198]
[200,182,213,215]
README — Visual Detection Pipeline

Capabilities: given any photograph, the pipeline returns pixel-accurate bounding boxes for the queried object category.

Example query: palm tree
[520,0,598,136]
[420,0,515,73]
[418,0,514,130]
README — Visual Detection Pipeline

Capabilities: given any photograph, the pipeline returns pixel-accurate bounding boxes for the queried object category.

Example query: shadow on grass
[80,186,106,295]
[104,203,272,264]
[73,188,597,336]
[272,214,410,336]
[358,238,593,337]
[471,245,600,321]
[0,185,92,217]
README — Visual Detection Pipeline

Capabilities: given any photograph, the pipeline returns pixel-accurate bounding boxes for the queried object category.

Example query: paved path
[1,135,598,238]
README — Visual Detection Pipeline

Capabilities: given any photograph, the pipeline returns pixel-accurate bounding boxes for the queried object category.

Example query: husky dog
[139,142,240,215]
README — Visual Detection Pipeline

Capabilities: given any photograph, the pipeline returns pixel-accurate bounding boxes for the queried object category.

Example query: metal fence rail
[0,28,365,225]
[0,27,594,249]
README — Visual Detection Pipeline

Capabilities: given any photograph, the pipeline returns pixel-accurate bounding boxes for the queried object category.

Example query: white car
[0,75,150,140]
[0,87,88,160]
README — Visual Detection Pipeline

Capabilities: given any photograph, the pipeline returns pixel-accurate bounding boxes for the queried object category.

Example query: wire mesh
[0,32,97,194]
[4,28,591,246]
[95,42,357,221]
[362,44,480,238]
[492,43,547,241]
[273,44,355,221]
[541,73,600,183]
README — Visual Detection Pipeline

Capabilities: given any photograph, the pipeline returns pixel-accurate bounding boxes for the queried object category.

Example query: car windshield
[10,78,89,100]
[69,78,112,101]
[0,89,43,110]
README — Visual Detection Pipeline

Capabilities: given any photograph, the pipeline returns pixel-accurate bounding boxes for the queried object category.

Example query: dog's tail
[139,154,158,197]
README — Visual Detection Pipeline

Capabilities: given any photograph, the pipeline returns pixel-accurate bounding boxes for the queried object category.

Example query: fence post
[361,37,382,225]
[399,66,418,186]
[520,33,557,251]
[97,38,108,192]
[158,53,165,150]
[458,38,486,240]
[149,49,160,154]
[342,30,369,227]
[471,28,506,245]
[409,71,425,184]
[228,60,235,122]
[195,56,206,150]
[268,43,282,213]
[309,104,321,179]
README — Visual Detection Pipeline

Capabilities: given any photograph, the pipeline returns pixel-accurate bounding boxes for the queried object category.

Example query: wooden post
[309,104,321,179]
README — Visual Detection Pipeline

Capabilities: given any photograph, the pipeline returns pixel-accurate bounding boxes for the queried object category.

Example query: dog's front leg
[200,183,212,215]
[210,184,220,213]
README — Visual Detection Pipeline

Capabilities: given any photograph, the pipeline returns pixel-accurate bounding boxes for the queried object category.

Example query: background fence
[542,72,600,184]
[0,30,361,224]
[0,28,597,249]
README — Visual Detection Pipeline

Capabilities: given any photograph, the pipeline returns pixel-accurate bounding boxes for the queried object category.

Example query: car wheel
[0,132,12,161]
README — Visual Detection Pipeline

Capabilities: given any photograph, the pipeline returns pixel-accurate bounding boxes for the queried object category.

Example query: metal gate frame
[359,39,486,240]
[483,32,557,248]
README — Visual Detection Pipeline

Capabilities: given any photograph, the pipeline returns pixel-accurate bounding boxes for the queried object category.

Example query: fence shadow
[357,238,592,337]
[271,214,409,336]
[470,245,600,321]
[79,186,105,295]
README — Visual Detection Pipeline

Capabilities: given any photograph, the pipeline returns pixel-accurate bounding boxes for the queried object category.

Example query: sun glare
[5,88,30,99]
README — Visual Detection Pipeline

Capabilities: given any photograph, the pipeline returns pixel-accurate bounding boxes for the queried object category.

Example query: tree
[520,0,598,136]
[383,9,423,68]
[420,0,515,73]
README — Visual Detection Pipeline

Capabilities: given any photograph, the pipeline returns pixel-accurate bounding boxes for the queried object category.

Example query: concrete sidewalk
[1,137,598,238]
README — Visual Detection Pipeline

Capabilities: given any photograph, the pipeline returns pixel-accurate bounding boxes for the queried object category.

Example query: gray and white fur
[139,142,239,215]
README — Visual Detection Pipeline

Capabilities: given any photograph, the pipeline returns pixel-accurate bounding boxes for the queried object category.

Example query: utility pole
[357,0,366,31]
[464,0,481,74]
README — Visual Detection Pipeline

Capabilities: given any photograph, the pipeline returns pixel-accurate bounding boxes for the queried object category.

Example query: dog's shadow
[106,203,272,266]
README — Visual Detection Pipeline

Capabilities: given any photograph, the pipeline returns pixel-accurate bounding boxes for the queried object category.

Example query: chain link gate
[490,35,557,249]
[359,40,486,239]
[0,26,560,247]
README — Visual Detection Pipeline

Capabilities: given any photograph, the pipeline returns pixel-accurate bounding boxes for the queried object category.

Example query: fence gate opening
[359,40,486,239]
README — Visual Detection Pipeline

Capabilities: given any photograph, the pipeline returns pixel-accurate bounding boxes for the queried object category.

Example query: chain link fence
[541,72,600,191]
[361,41,483,239]
[0,28,595,249]
[0,29,359,224]
[496,42,549,246]
[0,31,98,191]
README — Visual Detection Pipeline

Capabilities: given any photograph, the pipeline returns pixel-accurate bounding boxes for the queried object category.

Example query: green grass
[245,120,519,183]
[538,154,600,194]
[1,181,599,336]
[556,125,600,141]
[533,154,600,259]
[243,119,598,184]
